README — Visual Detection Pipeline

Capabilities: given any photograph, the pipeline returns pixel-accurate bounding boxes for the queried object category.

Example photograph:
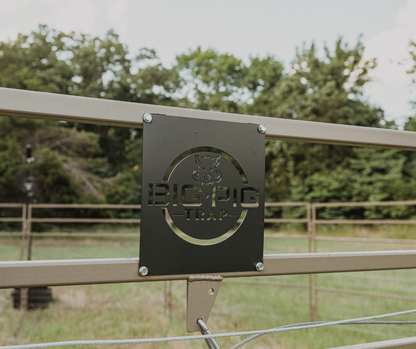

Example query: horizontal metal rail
[265,218,309,223]
[315,219,416,225]
[30,232,140,238]
[0,232,23,236]
[1,88,416,150]
[8,233,416,245]
[31,204,141,209]
[29,218,141,223]
[315,236,416,245]
[327,336,416,348]
[0,203,24,208]
[0,217,23,222]
[0,232,302,239]
[266,233,307,239]
[313,200,416,208]
[265,202,309,207]
[2,250,416,289]
[0,232,140,238]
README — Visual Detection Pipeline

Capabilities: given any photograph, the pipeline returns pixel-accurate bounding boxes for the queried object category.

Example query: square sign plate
[139,114,265,275]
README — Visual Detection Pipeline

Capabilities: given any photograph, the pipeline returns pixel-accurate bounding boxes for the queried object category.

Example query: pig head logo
[192,155,222,185]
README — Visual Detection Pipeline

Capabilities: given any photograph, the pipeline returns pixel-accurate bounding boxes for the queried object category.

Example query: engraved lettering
[207,209,216,220]
[196,209,205,220]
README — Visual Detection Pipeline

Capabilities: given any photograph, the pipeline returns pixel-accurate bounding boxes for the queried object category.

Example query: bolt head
[256,262,264,271]
[143,113,153,123]
[258,124,266,134]
[139,266,149,276]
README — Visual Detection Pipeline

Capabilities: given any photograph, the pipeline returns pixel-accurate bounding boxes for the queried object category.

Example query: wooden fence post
[19,204,29,311]
[310,203,318,322]
[19,204,27,261]
[164,281,173,317]
[26,204,33,261]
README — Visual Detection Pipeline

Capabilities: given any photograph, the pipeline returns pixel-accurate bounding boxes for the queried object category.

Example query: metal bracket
[186,275,223,332]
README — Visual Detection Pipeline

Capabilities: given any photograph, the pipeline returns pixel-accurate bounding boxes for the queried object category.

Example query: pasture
[1,228,416,349]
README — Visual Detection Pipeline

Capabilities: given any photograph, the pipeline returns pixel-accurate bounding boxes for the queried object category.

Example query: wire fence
[2,308,416,349]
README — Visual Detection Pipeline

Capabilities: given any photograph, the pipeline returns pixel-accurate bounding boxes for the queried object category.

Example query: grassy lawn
[1,232,416,348]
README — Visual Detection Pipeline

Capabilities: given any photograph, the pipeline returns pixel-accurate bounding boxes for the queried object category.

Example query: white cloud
[362,0,416,124]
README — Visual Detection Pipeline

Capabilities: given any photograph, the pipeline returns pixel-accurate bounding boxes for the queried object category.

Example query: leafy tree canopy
[1,26,416,222]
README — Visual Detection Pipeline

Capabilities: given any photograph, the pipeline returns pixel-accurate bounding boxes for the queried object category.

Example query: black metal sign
[139,114,265,275]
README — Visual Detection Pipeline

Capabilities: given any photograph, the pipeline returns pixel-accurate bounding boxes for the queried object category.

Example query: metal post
[197,318,221,349]
[164,281,172,317]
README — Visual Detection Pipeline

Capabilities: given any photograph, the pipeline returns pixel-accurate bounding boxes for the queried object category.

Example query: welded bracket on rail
[186,275,223,332]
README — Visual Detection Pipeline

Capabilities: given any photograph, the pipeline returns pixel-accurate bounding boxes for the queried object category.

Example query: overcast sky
[1,0,416,126]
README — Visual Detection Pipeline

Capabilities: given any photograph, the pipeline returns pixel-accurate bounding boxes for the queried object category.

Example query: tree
[172,41,396,209]
[174,47,284,113]
[385,41,416,214]
[291,148,408,219]
[0,116,101,204]
[1,27,410,222]
[258,39,396,208]
[0,25,179,205]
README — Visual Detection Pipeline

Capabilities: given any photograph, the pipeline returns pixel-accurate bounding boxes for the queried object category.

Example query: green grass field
[1,232,416,349]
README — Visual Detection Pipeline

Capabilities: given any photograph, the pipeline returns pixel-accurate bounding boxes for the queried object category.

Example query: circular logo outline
[162,148,251,246]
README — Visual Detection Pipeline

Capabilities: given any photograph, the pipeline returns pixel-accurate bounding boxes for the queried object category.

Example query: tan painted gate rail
[1,87,416,150]
[328,336,416,348]
[2,250,416,289]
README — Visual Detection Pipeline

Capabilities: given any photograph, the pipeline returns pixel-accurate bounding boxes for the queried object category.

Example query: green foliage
[175,47,247,112]
[175,47,284,113]
[259,40,397,209]
[292,148,411,219]
[34,148,83,203]
[0,126,24,202]
[0,25,177,207]
[1,26,416,222]
[0,25,73,93]
[0,115,102,204]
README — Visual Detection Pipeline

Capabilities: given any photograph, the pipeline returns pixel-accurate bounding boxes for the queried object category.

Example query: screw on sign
[139,266,148,276]
[257,124,266,134]
[143,113,153,123]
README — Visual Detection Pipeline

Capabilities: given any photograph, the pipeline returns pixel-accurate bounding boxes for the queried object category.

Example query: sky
[0,0,416,126]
